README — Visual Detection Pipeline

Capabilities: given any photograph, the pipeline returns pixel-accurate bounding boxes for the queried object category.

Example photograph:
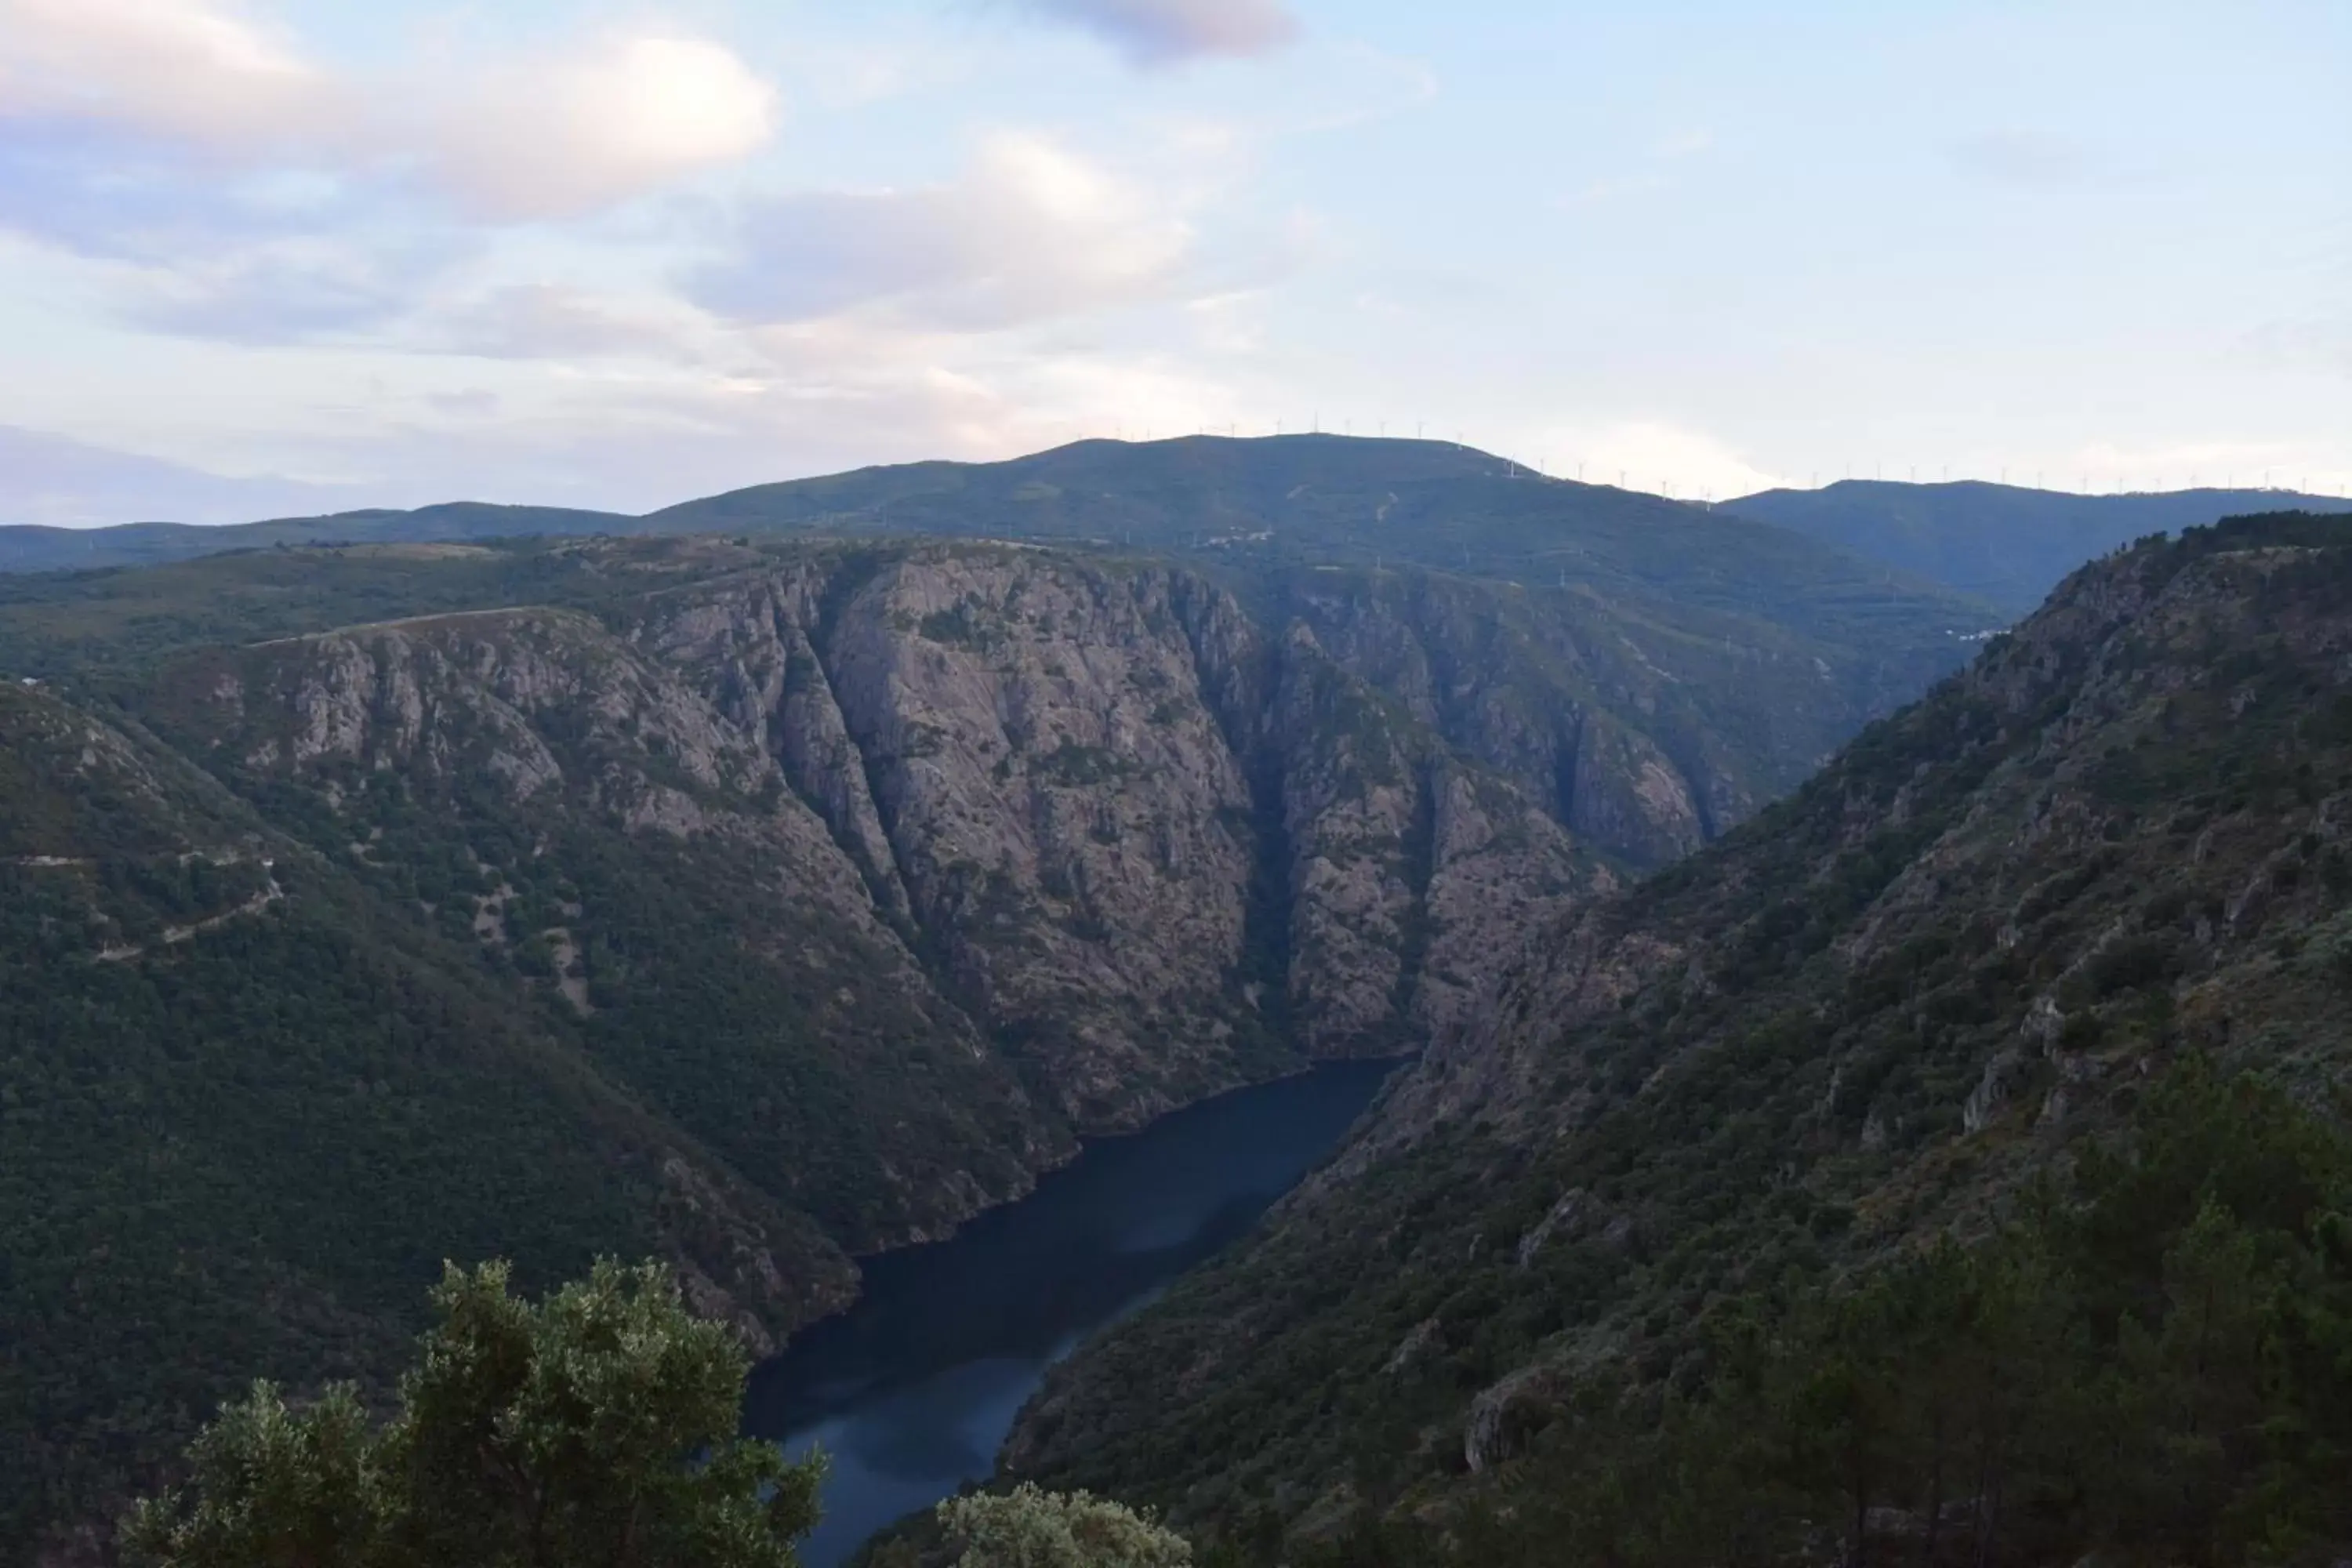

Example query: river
[740,1058,1397,1566]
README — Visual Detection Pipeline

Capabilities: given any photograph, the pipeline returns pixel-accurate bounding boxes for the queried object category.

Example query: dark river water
[741,1058,1397,1567]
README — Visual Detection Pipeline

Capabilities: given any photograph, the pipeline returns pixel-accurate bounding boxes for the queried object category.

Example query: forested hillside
[1006,514,2352,1563]
[16,435,2341,654]
[0,503,1973,1559]
[0,439,1997,672]
[1724,478,2352,615]
[0,680,846,1559]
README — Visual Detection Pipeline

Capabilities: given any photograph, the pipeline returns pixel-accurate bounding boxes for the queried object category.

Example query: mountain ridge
[1722,476,2352,614]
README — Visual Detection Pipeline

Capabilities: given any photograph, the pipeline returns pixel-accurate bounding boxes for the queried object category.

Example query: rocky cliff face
[636,551,1269,1127]
[150,603,1069,1253]
[1000,515,2352,1543]
[132,535,1922,1167]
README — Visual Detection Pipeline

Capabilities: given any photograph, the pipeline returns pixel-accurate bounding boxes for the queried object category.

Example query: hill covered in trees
[0,439,1991,660]
[1004,514,2352,1564]
[11,435,2342,644]
[0,499,1980,1559]
[1722,478,2352,615]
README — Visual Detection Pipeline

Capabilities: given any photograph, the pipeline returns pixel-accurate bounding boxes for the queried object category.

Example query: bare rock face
[130,539,1843,1315]
[159,545,1802,1158]
[811,552,1262,1124]
[622,546,1670,1123]
[1416,762,1595,1051]
[1276,569,1773,868]
[1270,626,1425,1056]
[1463,1364,1573,1472]
[147,603,1065,1278]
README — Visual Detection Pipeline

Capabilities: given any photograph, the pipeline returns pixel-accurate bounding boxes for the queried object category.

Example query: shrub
[126,1259,822,1568]
[937,1483,1191,1568]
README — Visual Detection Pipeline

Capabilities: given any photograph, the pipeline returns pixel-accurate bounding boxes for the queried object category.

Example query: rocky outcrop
[811,554,1264,1123]
[149,541,1887,1161]
[1464,1364,1573,1473]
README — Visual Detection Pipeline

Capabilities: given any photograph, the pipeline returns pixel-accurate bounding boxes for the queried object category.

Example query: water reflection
[742,1058,1395,1567]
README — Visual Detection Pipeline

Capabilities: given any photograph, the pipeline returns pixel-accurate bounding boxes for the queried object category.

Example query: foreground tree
[126,1259,823,1568]
[938,1483,1192,1568]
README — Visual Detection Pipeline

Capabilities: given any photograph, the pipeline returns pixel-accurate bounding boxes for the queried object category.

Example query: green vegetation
[935,1485,1192,1568]
[650,436,1998,666]
[2,436,1998,696]
[13,448,2342,1566]
[0,673,880,1561]
[1278,1064,2352,1566]
[1006,515,2352,1559]
[0,503,626,575]
[1725,478,2352,615]
[126,1258,824,1568]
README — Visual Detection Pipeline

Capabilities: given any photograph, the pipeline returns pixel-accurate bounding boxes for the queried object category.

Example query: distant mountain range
[1722,477,2352,614]
[6,436,2341,625]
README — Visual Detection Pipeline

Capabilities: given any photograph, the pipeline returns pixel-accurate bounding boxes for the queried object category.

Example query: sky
[0,0,2346,524]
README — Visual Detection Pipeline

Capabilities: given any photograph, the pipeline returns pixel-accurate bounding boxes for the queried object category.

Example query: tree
[126,1259,823,1568]
[937,1483,1192,1568]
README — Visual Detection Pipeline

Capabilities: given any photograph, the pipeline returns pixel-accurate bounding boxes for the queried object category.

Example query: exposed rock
[1384,1317,1444,1375]
[1964,1048,2028,1134]
[1464,1364,1570,1472]
[1515,1188,1592,1267]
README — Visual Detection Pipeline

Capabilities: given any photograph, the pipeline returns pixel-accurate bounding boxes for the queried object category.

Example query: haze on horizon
[0,0,2345,527]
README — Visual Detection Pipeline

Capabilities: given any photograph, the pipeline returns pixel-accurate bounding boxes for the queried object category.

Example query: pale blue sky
[0,0,2345,523]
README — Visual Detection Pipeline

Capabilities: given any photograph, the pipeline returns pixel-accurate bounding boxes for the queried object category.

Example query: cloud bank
[0,0,779,221]
[0,0,331,151]
[426,35,779,221]
[695,131,1192,328]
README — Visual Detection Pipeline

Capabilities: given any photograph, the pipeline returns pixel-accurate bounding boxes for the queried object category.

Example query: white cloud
[0,7,782,344]
[0,0,332,151]
[694,130,1192,329]
[0,3,779,221]
[1023,0,1298,66]
[1527,421,1785,502]
[425,35,779,221]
